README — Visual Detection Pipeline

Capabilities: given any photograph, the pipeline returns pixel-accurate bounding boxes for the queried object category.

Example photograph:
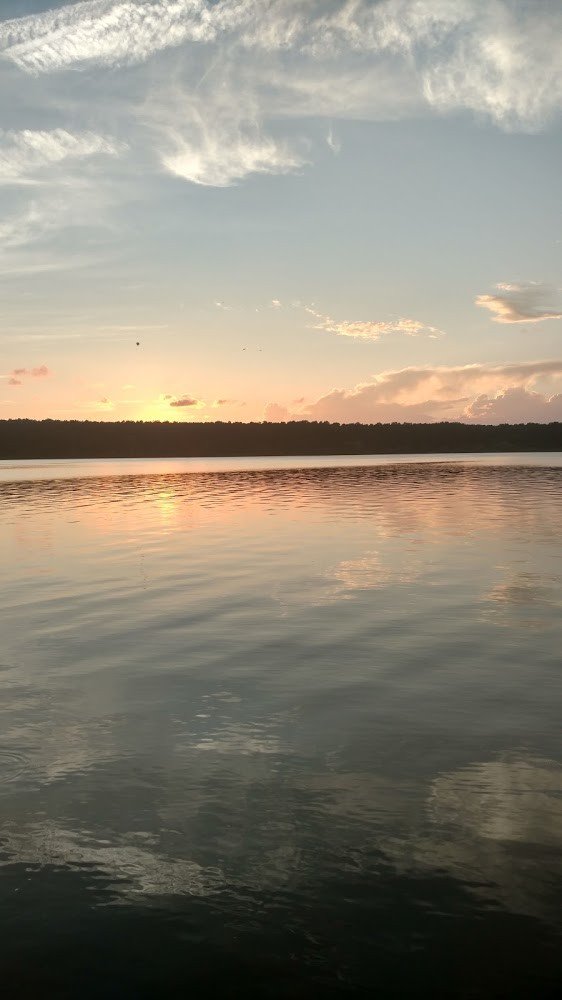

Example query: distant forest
[1,419,561,459]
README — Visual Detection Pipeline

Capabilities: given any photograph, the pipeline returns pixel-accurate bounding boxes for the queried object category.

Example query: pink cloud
[8,377,22,386]
[263,402,290,421]
[275,359,562,424]
[464,387,562,422]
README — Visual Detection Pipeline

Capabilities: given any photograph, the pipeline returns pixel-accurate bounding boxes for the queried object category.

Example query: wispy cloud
[476,283,562,324]
[305,306,444,341]
[0,0,559,203]
[0,199,68,250]
[0,0,237,74]
[326,125,341,155]
[161,109,305,187]
[2,1,561,132]
[0,128,122,184]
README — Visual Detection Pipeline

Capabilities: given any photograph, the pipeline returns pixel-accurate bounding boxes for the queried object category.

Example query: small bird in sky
[136,341,140,347]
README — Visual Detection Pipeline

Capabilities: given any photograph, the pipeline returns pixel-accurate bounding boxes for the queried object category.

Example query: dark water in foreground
[1,454,561,998]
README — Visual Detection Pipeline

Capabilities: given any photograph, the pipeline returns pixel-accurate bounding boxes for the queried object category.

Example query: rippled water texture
[1,455,561,997]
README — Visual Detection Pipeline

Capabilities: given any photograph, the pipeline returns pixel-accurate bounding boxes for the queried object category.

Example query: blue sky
[1,0,561,423]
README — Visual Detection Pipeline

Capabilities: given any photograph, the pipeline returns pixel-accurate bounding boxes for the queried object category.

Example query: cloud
[305,306,444,341]
[161,116,305,187]
[213,398,237,406]
[476,283,562,324]
[2,1,561,133]
[0,0,235,74]
[0,0,560,208]
[169,395,204,408]
[270,299,281,308]
[0,200,67,250]
[214,301,231,310]
[6,364,50,381]
[326,126,341,155]
[264,402,290,422]
[464,387,562,423]
[0,128,122,184]
[301,359,562,423]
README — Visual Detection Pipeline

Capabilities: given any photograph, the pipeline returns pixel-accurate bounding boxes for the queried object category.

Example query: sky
[0,0,561,425]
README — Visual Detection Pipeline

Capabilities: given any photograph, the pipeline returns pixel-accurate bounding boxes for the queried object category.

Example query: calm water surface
[1,454,561,997]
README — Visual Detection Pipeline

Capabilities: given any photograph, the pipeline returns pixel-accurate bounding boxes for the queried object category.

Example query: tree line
[1,418,561,459]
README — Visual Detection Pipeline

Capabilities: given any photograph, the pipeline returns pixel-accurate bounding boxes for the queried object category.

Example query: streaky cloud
[0,128,123,183]
[1,1,561,131]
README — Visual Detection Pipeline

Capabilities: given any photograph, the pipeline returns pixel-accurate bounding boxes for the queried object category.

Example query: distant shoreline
[1,419,561,460]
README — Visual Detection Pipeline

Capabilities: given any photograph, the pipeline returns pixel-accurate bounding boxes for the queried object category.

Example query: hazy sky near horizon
[0,0,561,424]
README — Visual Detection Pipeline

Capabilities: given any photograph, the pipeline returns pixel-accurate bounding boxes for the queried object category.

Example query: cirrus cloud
[1,0,562,198]
[1,1,561,130]
[0,128,123,184]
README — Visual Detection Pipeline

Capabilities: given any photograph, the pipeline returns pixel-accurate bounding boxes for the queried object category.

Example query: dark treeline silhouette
[1,419,561,459]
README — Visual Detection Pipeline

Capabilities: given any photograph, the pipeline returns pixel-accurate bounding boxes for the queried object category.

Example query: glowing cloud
[305,306,444,341]
[162,126,305,188]
[300,359,562,423]
[476,283,562,324]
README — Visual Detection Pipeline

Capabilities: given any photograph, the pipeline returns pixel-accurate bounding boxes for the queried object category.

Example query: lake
[1,454,561,997]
